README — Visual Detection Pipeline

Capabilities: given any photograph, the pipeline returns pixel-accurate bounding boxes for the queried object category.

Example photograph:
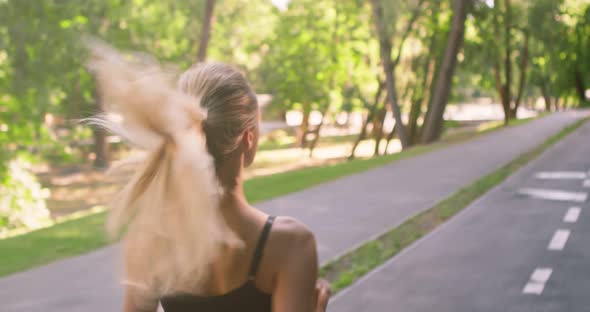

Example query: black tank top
[160,216,276,312]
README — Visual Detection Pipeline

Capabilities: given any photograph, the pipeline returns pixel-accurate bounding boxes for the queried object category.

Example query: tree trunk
[349,113,371,159]
[408,47,437,144]
[574,70,587,106]
[406,98,422,145]
[349,81,385,159]
[308,107,330,158]
[500,88,511,124]
[420,0,469,143]
[539,82,552,112]
[420,48,442,140]
[373,108,387,156]
[490,0,512,125]
[297,109,311,148]
[503,0,512,122]
[512,30,529,119]
[384,124,397,153]
[553,97,561,112]
[93,128,109,169]
[414,61,436,141]
[92,96,109,169]
[370,0,410,149]
[196,0,215,62]
[493,55,510,123]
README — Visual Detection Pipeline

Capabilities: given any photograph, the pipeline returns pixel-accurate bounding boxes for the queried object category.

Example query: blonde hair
[178,63,259,165]
[85,41,257,306]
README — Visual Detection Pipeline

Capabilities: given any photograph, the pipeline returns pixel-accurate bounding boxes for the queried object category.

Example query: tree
[369,0,410,149]
[259,0,370,149]
[391,0,448,146]
[568,4,590,106]
[466,0,537,122]
[420,0,470,143]
[349,80,384,158]
[197,0,215,62]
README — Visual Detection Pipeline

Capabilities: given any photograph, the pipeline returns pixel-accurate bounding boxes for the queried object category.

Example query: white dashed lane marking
[523,268,553,295]
[522,170,586,296]
[564,207,581,223]
[535,171,587,180]
[548,229,571,251]
[518,188,588,203]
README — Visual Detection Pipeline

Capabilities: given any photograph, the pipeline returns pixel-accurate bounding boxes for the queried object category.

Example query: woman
[87,42,330,312]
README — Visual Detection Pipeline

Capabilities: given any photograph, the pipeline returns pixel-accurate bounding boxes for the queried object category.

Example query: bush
[0,156,51,237]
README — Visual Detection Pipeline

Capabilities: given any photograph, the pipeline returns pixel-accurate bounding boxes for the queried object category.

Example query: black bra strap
[248,215,276,280]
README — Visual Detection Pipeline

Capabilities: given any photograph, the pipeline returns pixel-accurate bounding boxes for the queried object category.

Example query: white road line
[535,171,587,180]
[523,282,545,294]
[564,207,581,223]
[583,179,590,188]
[518,188,588,203]
[523,268,553,295]
[548,229,571,251]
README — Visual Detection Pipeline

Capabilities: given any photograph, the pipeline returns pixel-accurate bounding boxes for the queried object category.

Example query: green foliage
[0,156,51,236]
[210,0,278,73]
[0,0,277,173]
[258,0,375,115]
[464,0,590,107]
[1,0,587,170]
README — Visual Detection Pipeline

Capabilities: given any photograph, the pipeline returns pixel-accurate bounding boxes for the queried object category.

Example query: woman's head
[87,41,247,304]
[178,63,259,170]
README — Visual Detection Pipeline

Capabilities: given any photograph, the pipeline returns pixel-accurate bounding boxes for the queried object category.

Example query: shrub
[0,156,51,237]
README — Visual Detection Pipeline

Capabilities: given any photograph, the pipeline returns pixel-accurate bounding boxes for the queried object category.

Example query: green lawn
[0,114,544,277]
[320,117,588,294]
[257,118,504,152]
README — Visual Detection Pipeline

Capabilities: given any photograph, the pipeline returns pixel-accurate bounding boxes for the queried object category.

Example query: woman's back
[160,215,276,312]
[159,213,321,312]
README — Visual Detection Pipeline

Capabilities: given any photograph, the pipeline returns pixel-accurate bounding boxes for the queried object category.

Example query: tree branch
[393,0,426,66]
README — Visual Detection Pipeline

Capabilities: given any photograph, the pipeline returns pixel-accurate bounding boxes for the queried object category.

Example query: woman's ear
[241,128,254,150]
[241,128,257,167]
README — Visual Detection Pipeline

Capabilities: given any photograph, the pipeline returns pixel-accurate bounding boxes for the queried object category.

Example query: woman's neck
[217,161,249,214]
[215,155,260,228]
[221,181,247,208]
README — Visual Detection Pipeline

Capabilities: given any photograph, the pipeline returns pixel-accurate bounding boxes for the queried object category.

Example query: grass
[258,132,359,152]
[0,210,109,276]
[443,119,463,130]
[319,117,588,294]
[258,118,488,152]
[0,115,545,277]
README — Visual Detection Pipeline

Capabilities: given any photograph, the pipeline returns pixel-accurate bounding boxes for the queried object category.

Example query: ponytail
[85,41,241,304]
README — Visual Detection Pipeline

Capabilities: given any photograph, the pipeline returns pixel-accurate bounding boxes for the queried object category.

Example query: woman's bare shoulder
[264,216,317,266]
[255,216,317,293]
[265,216,318,290]
[271,216,315,245]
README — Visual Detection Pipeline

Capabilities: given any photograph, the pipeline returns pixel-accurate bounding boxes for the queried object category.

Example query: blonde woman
[87,43,330,312]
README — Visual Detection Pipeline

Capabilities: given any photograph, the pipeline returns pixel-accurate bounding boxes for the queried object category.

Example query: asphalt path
[330,117,590,312]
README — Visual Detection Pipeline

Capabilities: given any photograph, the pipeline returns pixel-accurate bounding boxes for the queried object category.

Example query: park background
[1,0,589,281]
